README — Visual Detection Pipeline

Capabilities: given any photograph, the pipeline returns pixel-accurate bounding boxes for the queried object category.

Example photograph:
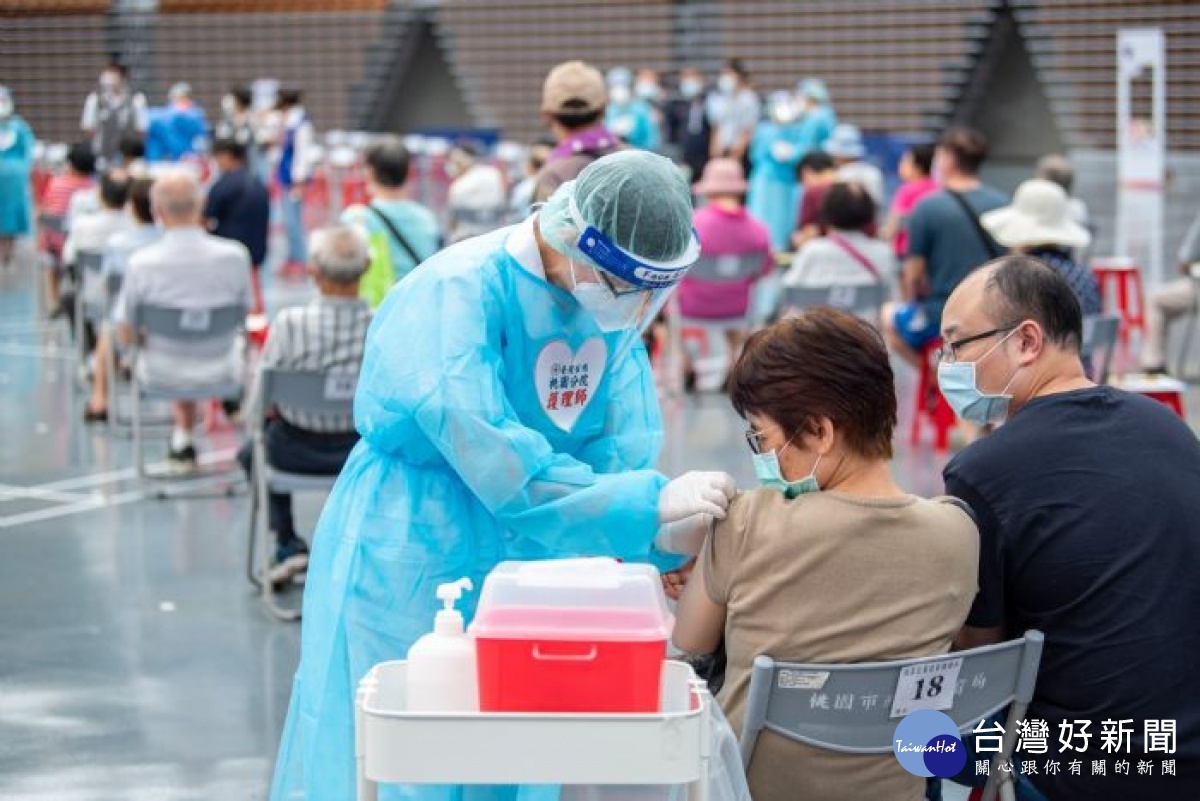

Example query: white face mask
[572,282,644,332]
[635,81,659,100]
[718,74,737,94]
[609,84,632,105]
[221,96,238,116]
[0,100,12,119]
[680,79,703,99]
[100,75,120,92]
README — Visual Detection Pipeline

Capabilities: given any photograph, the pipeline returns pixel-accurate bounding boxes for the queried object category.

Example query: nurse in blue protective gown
[0,86,36,266]
[268,150,736,801]
[747,91,809,251]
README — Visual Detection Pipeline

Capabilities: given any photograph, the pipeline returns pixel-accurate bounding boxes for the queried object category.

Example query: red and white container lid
[469,557,673,642]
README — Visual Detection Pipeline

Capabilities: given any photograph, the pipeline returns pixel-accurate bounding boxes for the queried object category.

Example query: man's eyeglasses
[935,323,1019,364]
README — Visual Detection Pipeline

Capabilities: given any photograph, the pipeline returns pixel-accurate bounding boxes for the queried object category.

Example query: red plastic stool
[1092,257,1145,344]
[1115,375,1187,418]
[342,170,370,208]
[909,338,956,452]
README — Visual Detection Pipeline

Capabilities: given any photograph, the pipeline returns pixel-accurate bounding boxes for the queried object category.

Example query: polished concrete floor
[0,238,1196,800]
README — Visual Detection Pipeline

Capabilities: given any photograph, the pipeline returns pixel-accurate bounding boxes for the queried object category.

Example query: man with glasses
[939,254,1200,801]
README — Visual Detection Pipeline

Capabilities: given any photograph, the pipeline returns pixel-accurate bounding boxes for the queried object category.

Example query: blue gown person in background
[268,150,737,801]
[604,67,660,151]
[0,86,36,267]
[747,91,808,251]
[795,77,837,148]
[146,83,209,163]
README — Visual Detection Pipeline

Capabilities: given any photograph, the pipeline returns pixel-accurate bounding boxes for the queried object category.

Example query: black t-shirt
[945,386,1200,799]
[204,167,270,266]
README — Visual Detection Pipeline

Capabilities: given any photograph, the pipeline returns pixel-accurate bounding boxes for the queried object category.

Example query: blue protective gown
[0,115,35,237]
[746,120,808,251]
[269,222,672,801]
[605,100,660,151]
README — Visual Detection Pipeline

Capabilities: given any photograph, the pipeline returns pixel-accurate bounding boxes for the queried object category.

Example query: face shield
[566,195,700,362]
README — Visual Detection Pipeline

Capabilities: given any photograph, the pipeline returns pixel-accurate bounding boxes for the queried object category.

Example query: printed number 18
[913,676,945,701]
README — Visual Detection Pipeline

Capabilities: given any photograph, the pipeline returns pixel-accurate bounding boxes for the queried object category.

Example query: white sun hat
[981,179,1092,250]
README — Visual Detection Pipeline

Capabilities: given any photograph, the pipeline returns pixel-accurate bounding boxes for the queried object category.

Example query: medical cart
[355,659,714,800]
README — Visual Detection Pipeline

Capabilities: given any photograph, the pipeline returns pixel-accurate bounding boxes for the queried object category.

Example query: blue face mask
[753,442,822,499]
[936,330,1021,426]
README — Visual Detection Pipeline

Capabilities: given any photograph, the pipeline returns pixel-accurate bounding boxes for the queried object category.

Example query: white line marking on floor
[0,344,77,361]
[0,483,93,504]
[0,448,240,529]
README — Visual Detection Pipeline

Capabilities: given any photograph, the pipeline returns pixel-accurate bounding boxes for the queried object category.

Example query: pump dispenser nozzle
[433,578,474,634]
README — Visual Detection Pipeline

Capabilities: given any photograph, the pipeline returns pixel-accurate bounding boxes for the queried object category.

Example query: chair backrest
[1080,314,1120,384]
[131,303,247,343]
[686,254,765,283]
[259,368,359,421]
[781,283,889,318]
[76,250,105,274]
[106,271,123,300]
[39,214,66,236]
[451,206,506,227]
[740,631,1044,766]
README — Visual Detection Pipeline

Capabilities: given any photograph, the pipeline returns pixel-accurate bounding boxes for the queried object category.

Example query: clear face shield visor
[566,196,701,360]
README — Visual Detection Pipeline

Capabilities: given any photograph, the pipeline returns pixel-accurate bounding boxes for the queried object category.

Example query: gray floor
[0,238,1196,800]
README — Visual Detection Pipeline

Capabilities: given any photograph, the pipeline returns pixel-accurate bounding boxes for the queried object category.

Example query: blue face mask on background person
[937,329,1021,425]
[753,438,822,498]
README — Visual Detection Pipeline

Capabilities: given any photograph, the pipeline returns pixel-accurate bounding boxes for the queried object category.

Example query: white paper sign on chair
[179,309,211,332]
[890,657,963,718]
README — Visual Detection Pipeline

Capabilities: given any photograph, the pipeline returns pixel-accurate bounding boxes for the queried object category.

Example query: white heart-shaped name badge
[534,338,607,432]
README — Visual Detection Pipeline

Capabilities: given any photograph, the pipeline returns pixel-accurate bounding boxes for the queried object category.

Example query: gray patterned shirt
[247,295,371,433]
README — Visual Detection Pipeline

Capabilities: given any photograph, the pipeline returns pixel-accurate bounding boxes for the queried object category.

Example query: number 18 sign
[890,657,963,719]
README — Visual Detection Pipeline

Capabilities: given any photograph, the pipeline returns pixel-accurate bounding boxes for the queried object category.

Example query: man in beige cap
[534,60,621,201]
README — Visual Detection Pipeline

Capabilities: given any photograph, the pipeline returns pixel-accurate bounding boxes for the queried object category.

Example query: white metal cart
[355,660,714,801]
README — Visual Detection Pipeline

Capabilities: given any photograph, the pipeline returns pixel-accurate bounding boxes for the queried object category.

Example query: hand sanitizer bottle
[406,578,479,712]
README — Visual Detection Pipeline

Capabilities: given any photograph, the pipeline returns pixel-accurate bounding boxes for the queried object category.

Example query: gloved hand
[654,513,714,556]
[658,471,737,524]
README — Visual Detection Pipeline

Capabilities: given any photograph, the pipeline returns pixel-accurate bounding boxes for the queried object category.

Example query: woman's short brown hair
[730,308,897,459]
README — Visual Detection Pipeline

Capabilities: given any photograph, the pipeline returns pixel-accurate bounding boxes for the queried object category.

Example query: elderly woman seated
[783,181,892,288]
[673,308,979,801]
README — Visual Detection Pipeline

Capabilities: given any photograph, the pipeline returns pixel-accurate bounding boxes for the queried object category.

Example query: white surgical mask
[680,79,703,99]
[221,96,237,116]
[609,84,632,105]
[0,100,12,119]
[572,282,644,332]
[635,81,659,101]
[100,75,119,92]
[718,74,737,94]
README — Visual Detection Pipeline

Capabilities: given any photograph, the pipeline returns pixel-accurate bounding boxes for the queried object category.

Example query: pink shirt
[889,176,938,257]
[677,204,774,319]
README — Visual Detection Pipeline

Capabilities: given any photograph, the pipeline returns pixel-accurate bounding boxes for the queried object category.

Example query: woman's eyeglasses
[744,427,766,455]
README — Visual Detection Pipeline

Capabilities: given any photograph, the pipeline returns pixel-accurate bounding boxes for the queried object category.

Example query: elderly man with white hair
[237,225,372,584]
[114,169,252,472]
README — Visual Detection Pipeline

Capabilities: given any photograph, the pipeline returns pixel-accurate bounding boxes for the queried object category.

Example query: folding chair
[73,250,106,373]
[667,254,766,392]
[1173,271,1200,379]
[780,282,890,321]
[740,630,1044,801]
[128,303,248,483]
[450,206,506,229]
[246,368,358,621]
[1080,314,1121,384]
